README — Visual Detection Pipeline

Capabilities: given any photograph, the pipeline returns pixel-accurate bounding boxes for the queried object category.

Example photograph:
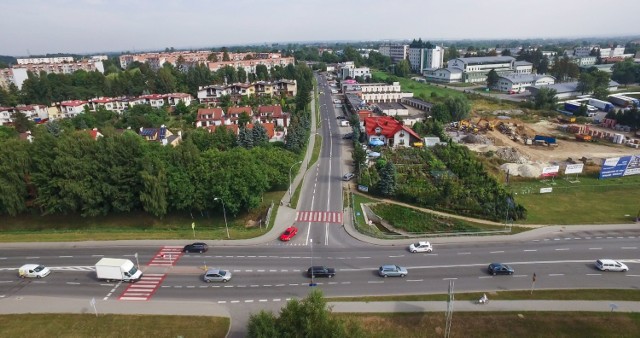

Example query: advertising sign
[540,187,553,193]
[541,166,560,177]
[564,163,584,175]
[599,154,640,179]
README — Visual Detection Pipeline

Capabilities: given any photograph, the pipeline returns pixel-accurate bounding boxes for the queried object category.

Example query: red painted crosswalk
[296,211,343,224]
[118,273,166,301]
[147,246,183,266]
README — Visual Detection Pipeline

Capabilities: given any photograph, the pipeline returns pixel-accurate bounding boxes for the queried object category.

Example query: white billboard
[564,163,584,175]
[541,166,560,177]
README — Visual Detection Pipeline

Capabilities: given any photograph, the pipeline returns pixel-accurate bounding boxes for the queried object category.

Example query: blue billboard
[599,154,640,179]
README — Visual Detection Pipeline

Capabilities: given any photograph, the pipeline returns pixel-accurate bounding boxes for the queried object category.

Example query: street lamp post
[214,197,230,239]
[289,160,303,198]
[309,238,316,287]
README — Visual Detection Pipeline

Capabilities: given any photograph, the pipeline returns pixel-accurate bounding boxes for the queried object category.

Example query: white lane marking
[245,300,253,303]
[259,299,268,302]
[356,257,371,259]
[458,252,471,255]
[490,251,504,254]
[479,276,493,279]
[368,281,384,284]
[549,274,564,277]
[625,275,640,277]
[289,283,299,286]
[273,298,281,302]
[513,275,528,278]
[406,279,423,282]
[389,255,405,258]
[66,282,80,285]
[589,248,602,250]
[622,247,638,250]
[59,256,73,258]
[218,301,227,304]
[523,250,537,252]
[443,278,457,280]
[25,257,40,259]
[230,300,240,304]
[586,274,602,276]
[555,248,570,251]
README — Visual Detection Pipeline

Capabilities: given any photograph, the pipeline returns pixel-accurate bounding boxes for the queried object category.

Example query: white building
[426,56,516,83]
[338,61,371,80]
[408,46,444,73]
[17,56,74,65]
[572,56,597,67]
[423,68,463,83]
[379,44,409,63]
[573,46,594,57]
[60,100,89,118]
[342,82,413,103]
[514,61,533,74]
[495,74,555,93]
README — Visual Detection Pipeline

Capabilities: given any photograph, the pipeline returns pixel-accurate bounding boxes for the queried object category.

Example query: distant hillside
[0,55,17,67]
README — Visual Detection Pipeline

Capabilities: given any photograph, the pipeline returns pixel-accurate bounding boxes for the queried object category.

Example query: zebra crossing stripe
[295,211,343,224]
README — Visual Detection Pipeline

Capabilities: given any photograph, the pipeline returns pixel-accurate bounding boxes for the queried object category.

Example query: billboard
[564,163,584,175]
[541,166,560,177]
[599,155,640,179]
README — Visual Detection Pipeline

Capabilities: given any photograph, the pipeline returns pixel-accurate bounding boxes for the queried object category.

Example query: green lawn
[0,191,285,242]
[509,175,640,224]
[373,71,466,101]
[339,312,640,338]
[0,314,228,337]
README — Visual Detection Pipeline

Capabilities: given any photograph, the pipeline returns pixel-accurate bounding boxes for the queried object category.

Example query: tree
[237,67,247,83]
[221,47,230,61]
[611,58,637,87]
[394,59,411,77]
[501,49,511,56]
[377,161,396,196]
[444,45,460,62]
[247,289,364,338]
[207,53,218,62]
[486,69,500,88]
[576,72,595,94]
[255,64,269,81]
[444,96,471,121]
[11,110,35,133]
[534,87,558,110]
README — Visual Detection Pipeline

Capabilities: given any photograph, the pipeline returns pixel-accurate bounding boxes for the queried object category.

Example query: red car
[280,226,298,241]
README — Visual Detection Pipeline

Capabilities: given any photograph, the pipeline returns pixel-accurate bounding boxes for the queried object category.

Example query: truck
[588,98,614,112]
[533,135,557,146]
[608,95,640,108]
[95,258,142,283]
[564,102,597,114]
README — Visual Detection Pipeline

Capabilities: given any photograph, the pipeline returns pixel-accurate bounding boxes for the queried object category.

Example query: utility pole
[445,280,454,338]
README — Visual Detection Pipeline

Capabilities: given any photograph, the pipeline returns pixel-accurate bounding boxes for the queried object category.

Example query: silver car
[203,268,232,283]
[378,264,408,278]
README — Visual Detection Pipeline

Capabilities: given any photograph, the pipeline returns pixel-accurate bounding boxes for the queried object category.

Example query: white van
[340,120,350,127]
[595,259,628,272]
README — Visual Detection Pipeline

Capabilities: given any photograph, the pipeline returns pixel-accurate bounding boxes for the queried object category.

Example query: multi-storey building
[408,46,444,73]
[425,56,518,83]
[195,105,289,142]
[342,82,413,103]
[196,80,297,105]
[3,60,104,89]
[17,56,74,65]
[337,61,371,80]
[206,56,295,74]
[119,51,293,72]
[379,44,409,63]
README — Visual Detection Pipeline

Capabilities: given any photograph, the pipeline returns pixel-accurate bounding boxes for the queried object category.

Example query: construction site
[447,112,640,178]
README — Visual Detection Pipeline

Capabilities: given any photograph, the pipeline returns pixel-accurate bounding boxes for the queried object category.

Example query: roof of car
[205,268,223,274]
[418,241,430,245]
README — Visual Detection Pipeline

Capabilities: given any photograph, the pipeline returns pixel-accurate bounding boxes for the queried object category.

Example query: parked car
[18,264,51,278]
[333,99,341,104]
[342,133,353,139]
[279,226,298,241]
[307,266,336,278]
[378,264,408,277]
[409,241,433,253]
[183,242,209,253]
[488,263,514,275]
[336,116,346,120]
[342,173,355,181]
[203,268,232,283]
[595,259,628,272]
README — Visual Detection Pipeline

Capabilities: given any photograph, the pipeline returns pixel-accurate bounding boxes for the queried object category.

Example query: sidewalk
[329,300,640,313]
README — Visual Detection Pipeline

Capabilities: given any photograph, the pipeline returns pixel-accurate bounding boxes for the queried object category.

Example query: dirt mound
[500,162,543,178]
[495,147,528,164]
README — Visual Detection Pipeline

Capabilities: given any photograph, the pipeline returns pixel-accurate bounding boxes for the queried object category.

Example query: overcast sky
[2,0,639,56]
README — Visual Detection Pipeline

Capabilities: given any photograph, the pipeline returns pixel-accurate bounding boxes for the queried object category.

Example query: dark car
[307,266,336,278]
[183,242,209,253]
[337,116,346,120]
[488,263,514,275]
[342,133,353,139]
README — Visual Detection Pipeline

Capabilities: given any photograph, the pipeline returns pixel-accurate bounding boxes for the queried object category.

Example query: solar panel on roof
[140,129,156,136]
[159,127,166,139]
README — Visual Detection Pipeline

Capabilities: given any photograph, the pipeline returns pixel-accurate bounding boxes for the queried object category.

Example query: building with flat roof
[379,44,409,63]
[495,74,555,93]
[528,80,619,100]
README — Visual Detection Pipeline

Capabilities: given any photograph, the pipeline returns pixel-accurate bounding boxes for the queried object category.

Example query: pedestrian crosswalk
[118,274,166,301]
[147,246,184,266]
[296,211,343,224]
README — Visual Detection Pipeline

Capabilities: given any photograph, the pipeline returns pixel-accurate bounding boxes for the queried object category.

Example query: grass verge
[327,289,640,302]
[309,134,322,167]
[0,314,228,337]
[509,175,640,224]
[338,312,640,338]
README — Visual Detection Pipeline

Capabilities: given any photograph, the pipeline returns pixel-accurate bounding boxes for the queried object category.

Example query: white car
[595,259,628,272]
[409,241,433,253]
[18,264,51,278]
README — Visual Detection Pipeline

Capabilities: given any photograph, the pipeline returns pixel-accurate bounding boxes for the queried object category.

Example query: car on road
[595,259,628,272]
[336,115,346,120]
[342,133,353,139]
[409,241,433,253]
[333,99,341,104]
[183,242,209,253]
[203,268,232,283]
[18,264,51,278]
[307,266,336,278]
[279,226,298,241]
[378,264,408,277]
[342,172,355,181]
[488,263,514,275]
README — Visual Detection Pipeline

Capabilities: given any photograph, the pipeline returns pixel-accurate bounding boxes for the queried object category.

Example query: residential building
[338,61,371,80]
[6,60,104,89]
[363,115,422,148]
[195,105,289,142]
[129,94,165,109]
[17,56,74,65]
[572,56,597,67]
[139,125,182,147]
[119,51,287,69]
[197,80,296,105]
[256,105,289,127]
[196,108,224,128]
[341,82,413,103]
[0,106,12,125]
[379,44,409,63]
[408,46,444,73]
[206,56,295,75]
[495,74,555,93]
[60,100,89,118]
